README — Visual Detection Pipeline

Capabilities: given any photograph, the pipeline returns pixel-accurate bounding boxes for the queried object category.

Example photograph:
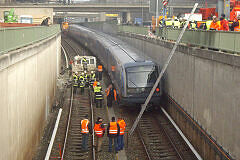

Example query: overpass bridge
[0,2,217,12]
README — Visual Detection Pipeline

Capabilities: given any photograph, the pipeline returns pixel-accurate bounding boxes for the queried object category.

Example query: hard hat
[91,71,94,73]
[84,71,87,73]
[97,82,100,86]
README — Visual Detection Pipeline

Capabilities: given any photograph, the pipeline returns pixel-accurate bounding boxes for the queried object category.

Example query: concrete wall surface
[118,33,240,159]
[0,34,61,160]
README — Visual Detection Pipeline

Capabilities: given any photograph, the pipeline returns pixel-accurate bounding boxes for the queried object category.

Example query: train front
[122,61,162,106]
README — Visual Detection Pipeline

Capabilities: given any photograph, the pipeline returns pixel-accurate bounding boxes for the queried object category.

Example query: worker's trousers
[96,136,103,152]
[107,97,113,107]
[80,87,84,94]
[108,136,118,152]
[82,133,89,151]
[117,135,124,150]
[96,99,102,108]
[73,86,78,94]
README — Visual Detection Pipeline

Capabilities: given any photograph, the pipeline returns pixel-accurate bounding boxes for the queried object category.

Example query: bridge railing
[0,24,61,55]
[118,25,240,54]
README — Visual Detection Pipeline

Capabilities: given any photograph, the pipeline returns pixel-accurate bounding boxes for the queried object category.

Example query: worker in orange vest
[107,117,120,153]
[219,14,229,31]
[94,117,105,152]
[98,65,103,80]
[210,16,220,31]
[92,80,98,89]
[232,15,240,32]
[81,114,92,151]
[105,84,117,108]
[117,117,126,151]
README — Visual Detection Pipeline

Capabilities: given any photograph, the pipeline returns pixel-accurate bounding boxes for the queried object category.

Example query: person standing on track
[94,82,103,108]
[73,72,79,94]
[107,117,120,153]
[105,84,117,108]
[117,117,126,151]
[79,73,85,94]
[81,114,92,151]
[94,117,105,152]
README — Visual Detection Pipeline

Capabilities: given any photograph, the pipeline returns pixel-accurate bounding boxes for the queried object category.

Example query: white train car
[72,55,97,73]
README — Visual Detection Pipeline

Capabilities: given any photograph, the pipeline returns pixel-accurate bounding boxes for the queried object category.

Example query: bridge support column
[127,12,131,23]
[100,12,106,21]
[218,0,224,17]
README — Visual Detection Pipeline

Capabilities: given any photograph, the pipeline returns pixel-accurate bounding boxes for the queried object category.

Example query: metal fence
[118,25,240,53]
[0,24,61,55]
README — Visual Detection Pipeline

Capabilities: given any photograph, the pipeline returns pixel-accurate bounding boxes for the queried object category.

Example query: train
[68,24,162,106]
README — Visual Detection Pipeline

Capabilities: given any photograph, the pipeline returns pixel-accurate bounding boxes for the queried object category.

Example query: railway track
[49,36,116,160]
[61,87,95,160]
[114,106,199,160]
[48,35,200,160]
[48,36,96,160]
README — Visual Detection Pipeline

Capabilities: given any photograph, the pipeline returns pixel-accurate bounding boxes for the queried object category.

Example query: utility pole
[155,0,159,28]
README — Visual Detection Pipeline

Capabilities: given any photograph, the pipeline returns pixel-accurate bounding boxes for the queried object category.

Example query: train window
[126,65,157,88]
[90,59,94,64]
[82,59,89,64]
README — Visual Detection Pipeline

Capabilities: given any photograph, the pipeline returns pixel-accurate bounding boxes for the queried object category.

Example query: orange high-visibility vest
[117,119,126,135]
[98,65,103,72]
[111,66,115,71]
[94,123,104,136]
[81,119,89,133]
[109,122,118,134]
[93,81,98,88]
[105,88,117,101]
[210,21,220,30]
[234,20,240,31]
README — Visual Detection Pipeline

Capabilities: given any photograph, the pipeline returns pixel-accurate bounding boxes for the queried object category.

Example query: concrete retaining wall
[0,34,61,160]
[118,33,240,159]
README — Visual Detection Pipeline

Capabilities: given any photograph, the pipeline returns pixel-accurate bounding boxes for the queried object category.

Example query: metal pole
[156,0,159,28]
[163,6,166,26]
[141,0,144,26]
[129,3,199,136]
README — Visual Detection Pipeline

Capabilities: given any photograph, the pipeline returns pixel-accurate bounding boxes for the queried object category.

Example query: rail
[0,24,61,55]
[118,25,240,54]
[136,128,151,160]
[61,87,74,160]
[90,90,96,160]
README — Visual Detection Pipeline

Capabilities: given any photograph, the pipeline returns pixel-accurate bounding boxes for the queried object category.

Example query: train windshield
[126,65,157,88]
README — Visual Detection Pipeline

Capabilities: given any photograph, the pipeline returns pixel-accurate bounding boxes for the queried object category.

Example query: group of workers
[81,115,126,153]
[157,13,240,32]
[72,71,96,94]
[72,60,122,154]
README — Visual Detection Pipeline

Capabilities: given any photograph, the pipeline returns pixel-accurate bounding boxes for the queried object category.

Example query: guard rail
[0,24,61,55]
[118,25,240,54]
